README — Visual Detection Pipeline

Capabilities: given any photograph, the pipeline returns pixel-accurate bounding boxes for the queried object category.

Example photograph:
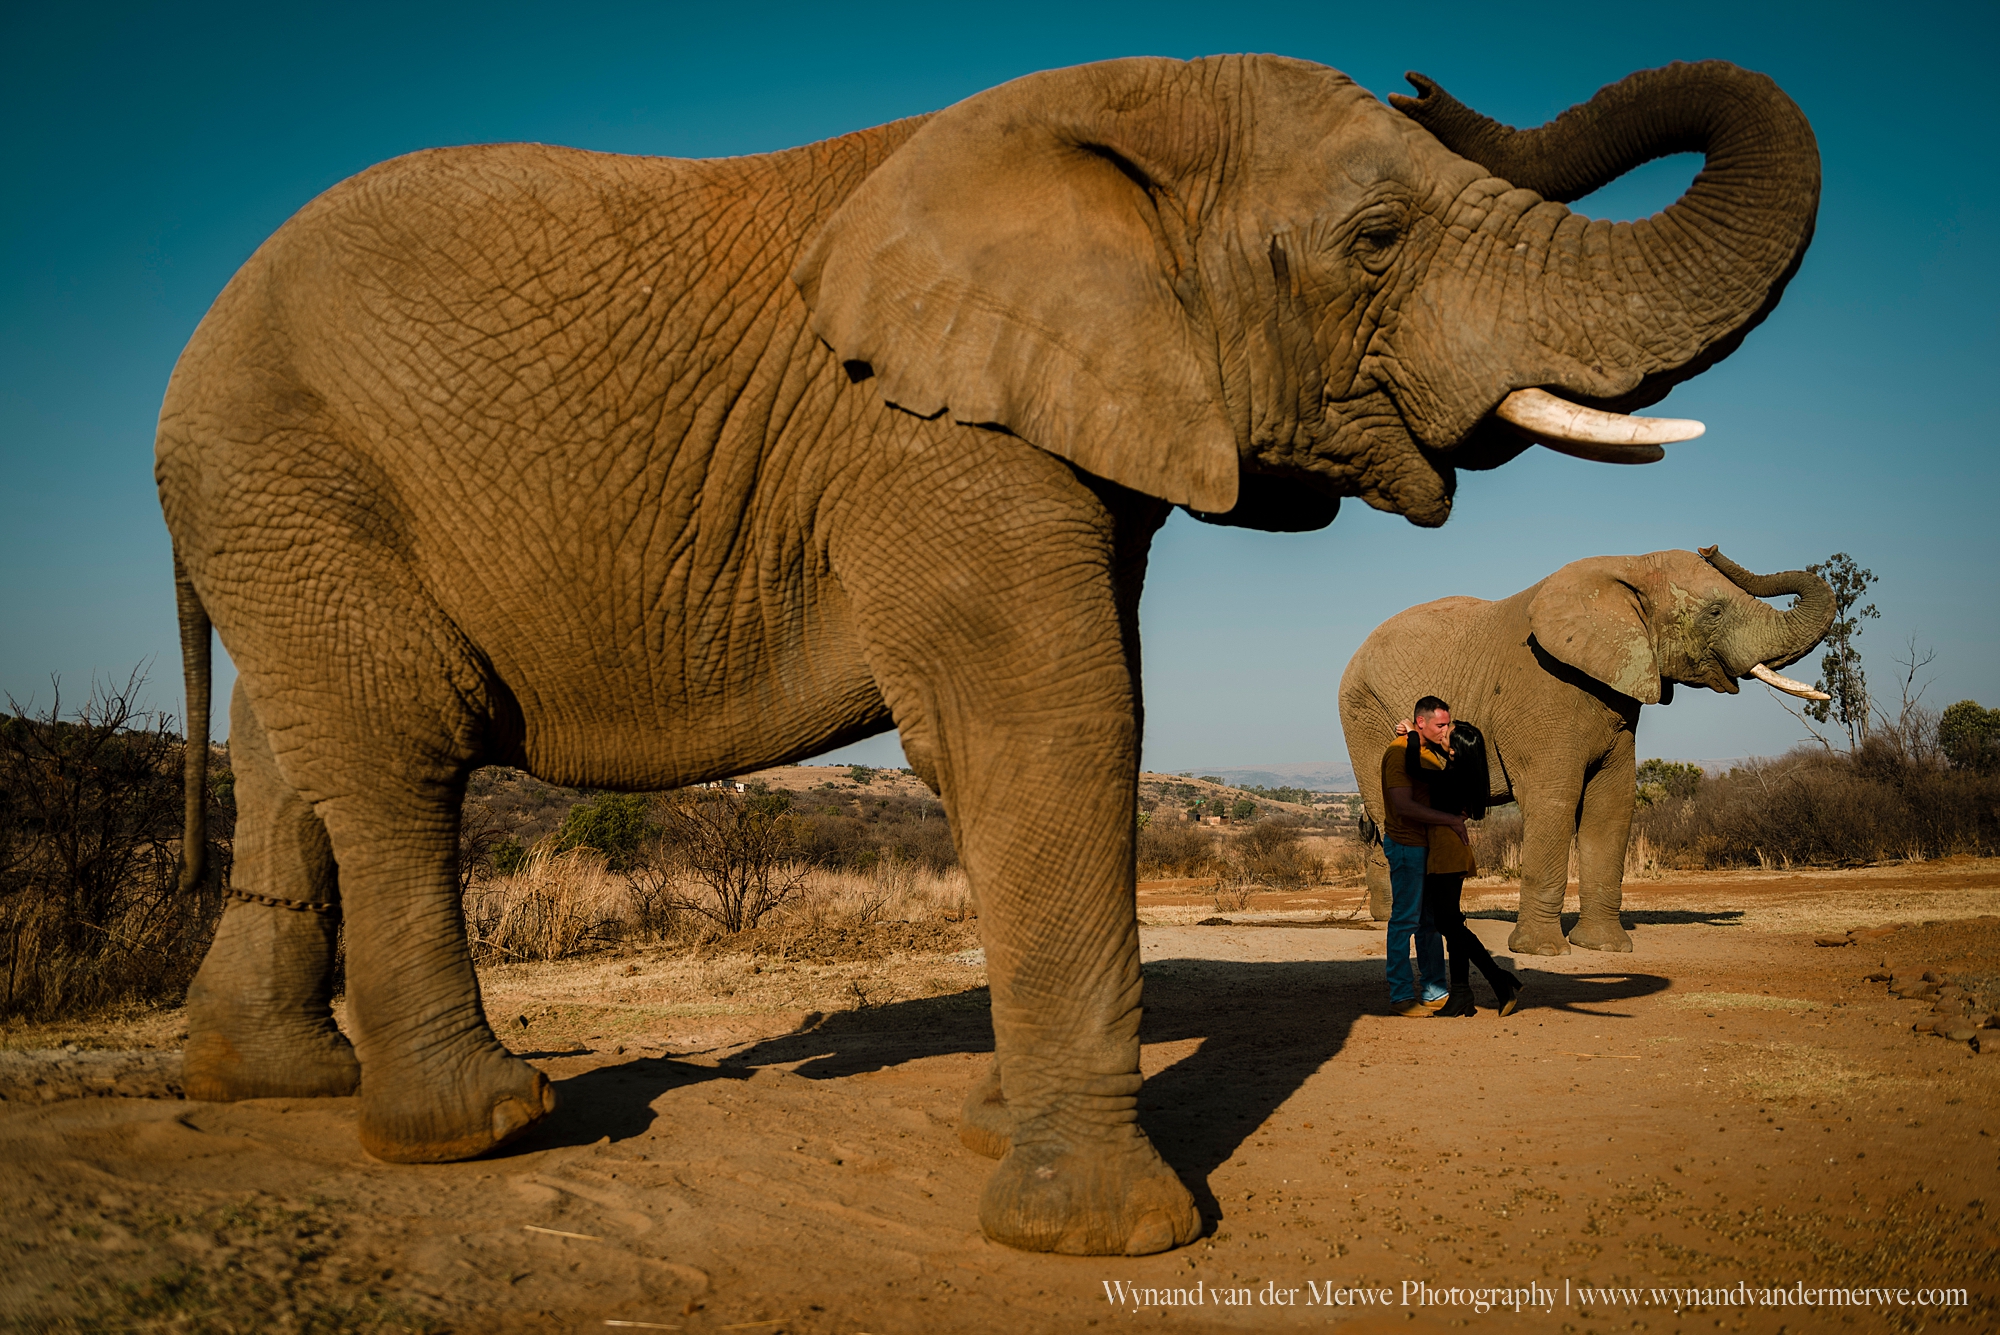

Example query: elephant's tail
[175,553,212,896]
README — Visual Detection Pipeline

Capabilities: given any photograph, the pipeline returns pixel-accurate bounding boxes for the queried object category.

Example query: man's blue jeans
[1383,834,1447,1003]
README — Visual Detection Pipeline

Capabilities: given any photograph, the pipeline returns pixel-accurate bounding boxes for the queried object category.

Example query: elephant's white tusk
[1749,662,1830,700]
[1495,387,1704,465]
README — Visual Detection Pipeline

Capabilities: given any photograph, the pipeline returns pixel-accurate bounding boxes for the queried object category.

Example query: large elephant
[157,55,1818,1255]
[1340,548,1834,954]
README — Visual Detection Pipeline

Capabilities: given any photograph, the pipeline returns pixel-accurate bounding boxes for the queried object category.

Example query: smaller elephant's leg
[1507,788,1580,956]
[1568,743,1636,953]
[183,683,359,1101]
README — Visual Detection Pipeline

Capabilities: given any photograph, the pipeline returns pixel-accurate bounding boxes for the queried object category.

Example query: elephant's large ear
[1528,557,1661,704]
[792,60,1240,513]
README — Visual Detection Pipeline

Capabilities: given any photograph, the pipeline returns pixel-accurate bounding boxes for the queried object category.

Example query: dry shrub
[783,863,973,932]
[463,846,624,963]
[1137,819,1222,878]
[0,673,231,1019]
[1316,835,1368,883]
[1470,804,1523,879]
[1211,880,1254,913]
[654,788,809,932]
[1636,742,2000,869]
[1231,820,1325,889]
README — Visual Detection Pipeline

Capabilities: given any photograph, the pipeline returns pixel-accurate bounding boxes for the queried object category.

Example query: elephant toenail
[491,1097,537,1143]
[1124,1212,1176,1255]
[1034,1165,1056,1180]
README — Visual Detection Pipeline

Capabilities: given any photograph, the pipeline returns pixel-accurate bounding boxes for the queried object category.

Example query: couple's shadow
[523,955,1668,1222]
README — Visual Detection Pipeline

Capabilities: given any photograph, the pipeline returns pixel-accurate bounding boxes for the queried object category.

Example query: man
[1379,696,1461,1016]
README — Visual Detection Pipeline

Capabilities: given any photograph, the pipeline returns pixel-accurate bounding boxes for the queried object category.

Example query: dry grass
[1730,1040,1887,1105]
[473,864,985,1050]
[1668,991,1819,1013]
[783,863,973,932]
[462,846,627,963]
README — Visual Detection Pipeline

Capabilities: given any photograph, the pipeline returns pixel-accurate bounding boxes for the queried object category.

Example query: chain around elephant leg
[183,897,359,1101]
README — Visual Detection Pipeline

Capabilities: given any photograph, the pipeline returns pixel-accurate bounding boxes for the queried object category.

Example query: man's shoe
[1492,970,1526,1017]
[1437,986,1477,1017]
[1392,1000,1432,1018]
[1420,995,1449,1011]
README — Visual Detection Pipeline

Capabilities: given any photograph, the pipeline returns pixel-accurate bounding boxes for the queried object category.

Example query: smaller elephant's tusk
[1495,388,1704,465]
[1749,662,1830,700]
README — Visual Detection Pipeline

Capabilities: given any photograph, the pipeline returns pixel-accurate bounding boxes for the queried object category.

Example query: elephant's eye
[1355,224,1401,253]
[1350,216,1406,272]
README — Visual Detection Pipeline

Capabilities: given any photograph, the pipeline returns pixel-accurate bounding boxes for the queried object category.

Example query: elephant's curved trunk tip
[1701,546,1837,674]
[1495,387,1702,464]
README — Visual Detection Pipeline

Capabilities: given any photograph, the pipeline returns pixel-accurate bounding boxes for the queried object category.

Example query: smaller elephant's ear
[792,60,1240,513]
[1528,556,1661,704]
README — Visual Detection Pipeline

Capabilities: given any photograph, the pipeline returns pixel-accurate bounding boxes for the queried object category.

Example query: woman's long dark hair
[1404,721,1490,821]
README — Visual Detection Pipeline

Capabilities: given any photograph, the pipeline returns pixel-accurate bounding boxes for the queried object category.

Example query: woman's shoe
[1491,969,1526,1017]
[1437,986,1477,1017]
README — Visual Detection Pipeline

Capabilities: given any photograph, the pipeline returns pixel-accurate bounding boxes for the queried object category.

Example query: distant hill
[1169,762,1357,794]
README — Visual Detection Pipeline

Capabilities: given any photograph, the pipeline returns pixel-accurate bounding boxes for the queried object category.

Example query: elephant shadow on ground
[1465,909,1745,931]
[509,959,1669,1224]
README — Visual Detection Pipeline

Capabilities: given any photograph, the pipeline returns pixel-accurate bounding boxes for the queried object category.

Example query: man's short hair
[1413,695,1451,720]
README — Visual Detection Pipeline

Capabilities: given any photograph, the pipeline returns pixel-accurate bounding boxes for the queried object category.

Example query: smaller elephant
[1340,548,1833,954]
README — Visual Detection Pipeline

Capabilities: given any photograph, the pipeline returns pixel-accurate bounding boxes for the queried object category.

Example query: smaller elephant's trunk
[1700,546,1835,674]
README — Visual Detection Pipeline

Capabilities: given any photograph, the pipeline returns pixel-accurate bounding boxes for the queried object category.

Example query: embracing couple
[1380,696,1524,1019]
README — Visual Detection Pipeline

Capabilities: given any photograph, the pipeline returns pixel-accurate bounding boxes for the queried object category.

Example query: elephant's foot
[182,904,358,1102]
[979,1131,1201,1255]
[183,1021,360,1103]
[959,1062,1012,1160]
[1507,921,1571,956]
[1568,916,1634,952]
[359,1044,555,1163]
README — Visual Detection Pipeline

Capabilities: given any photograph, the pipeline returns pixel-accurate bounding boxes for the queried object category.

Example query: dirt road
[3,861,1997,1332]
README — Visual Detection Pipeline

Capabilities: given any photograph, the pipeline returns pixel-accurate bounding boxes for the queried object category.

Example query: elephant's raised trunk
[1395,61,1820,425]
[1701,546,1836,677]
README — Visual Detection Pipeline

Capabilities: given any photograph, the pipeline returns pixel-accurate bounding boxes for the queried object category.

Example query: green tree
[1634,758,1703,805]
[553,792,652,869]
[1803,553,1878,748]
[1939,700,2000,773]
[848,764,877,785]
[1231,798,1257,822]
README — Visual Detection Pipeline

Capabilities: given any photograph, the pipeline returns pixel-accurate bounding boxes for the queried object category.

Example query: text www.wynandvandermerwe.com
[1100,1278,1971,1315]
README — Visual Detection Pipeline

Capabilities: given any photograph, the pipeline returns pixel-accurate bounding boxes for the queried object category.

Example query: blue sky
[3,0,1993,776]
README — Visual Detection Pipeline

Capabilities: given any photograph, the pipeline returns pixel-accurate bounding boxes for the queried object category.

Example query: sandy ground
[3,860,1999,1333]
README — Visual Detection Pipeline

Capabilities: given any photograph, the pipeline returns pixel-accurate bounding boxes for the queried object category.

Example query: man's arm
[1387,784,1468,841]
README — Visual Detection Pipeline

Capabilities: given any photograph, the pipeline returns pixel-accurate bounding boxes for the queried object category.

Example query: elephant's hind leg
[327,785,555,1163]
[183,683,359,1102]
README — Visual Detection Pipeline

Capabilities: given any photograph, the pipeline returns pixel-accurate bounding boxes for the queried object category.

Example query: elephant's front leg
[1568,741,1637,952]
[835,459,1196,1256]
[1508,782,1583,956]
[969,737,1194,1255]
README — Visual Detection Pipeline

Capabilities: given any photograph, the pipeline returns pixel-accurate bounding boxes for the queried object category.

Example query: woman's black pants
[1423,873,1506,990]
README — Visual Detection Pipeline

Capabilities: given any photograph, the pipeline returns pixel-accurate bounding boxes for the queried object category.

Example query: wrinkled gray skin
[1341,549,1834,953]
[157,55,1818,1255]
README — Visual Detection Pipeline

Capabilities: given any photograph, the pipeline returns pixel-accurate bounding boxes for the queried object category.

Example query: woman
[1398,718,1525,1017]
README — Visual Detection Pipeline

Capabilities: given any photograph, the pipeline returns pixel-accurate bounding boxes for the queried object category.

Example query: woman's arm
[1387,784,1468,841]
